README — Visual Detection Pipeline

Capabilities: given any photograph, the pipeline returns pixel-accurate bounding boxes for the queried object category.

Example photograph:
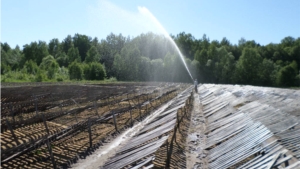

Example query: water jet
[138,6,194,81]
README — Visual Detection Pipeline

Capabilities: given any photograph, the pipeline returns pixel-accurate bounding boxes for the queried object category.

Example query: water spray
[138,7,194,81]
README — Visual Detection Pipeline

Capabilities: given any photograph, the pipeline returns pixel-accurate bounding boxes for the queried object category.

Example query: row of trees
[1,32,299,87]
[176,33,300,87]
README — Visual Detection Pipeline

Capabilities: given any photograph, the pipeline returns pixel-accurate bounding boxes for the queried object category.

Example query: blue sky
[1,0,300,48]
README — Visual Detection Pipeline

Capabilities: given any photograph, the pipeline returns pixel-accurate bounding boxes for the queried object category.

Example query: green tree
[201,34,210,50]
[235,48,263,85]
[138,56,151,81]
[82,63,91,80]
[1,45,8,65]
[172,55,191,82]
[195,49,208,66]
[73,33,92,61]
[219,52,235,84]
[163,52,175,81]
[101,33,126,77]
[112,53,123,80]
[22,42,37,62]
[68,61,83,80]
[150,59,164,81]
[62,35,73,53]
[35,70,48,82]
[82,62,106,80]
[56,52,69,67]
[276,61,298,86]
[220,37,231,47]
[67,45,81,63]
[212,46,228,83]
[259,59,276,86]
[85,46,100,63]
[133,32,174,60]
[39,55,59,79]
[9,45,23,70]
[39,55,56,69]
[1,62,11,75]
[24,60,39,75]
[281,36,295,47]
[91,37,99,47]
[1,45,23,70]
[36,41,49,65]
[47,61,59,79]
[0,45,23,70]
[56,66,69,81]
[113,44,141,80]
[23,41,49,65]
[1,42,11,52]
[48,38,61,58]
[1,33,299,86]
[89,62,106,80]
[276,65,297,86]
[174,32,196,60]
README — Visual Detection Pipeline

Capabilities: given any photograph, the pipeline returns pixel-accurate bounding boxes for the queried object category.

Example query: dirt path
[71,126,144,169]
[186,92,208,169]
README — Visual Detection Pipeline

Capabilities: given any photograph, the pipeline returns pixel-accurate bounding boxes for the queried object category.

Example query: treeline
[1,32,299,87]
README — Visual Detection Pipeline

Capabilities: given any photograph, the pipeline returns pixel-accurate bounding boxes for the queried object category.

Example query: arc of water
[138,7,194,81]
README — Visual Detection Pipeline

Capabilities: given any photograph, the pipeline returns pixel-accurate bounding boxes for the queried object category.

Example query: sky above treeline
[2,0,300,48]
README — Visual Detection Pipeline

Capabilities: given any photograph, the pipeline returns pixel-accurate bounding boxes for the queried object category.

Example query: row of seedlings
[101,85,193,169]
[0,83,185,168]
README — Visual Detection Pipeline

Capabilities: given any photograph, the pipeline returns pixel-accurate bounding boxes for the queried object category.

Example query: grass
[0,70,120,84]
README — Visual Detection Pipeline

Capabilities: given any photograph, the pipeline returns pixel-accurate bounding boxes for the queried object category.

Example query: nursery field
[1,82,190,168]
[2,83,300,169]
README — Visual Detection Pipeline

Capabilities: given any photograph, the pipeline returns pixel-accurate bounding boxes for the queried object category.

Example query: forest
[1,32,299,87]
